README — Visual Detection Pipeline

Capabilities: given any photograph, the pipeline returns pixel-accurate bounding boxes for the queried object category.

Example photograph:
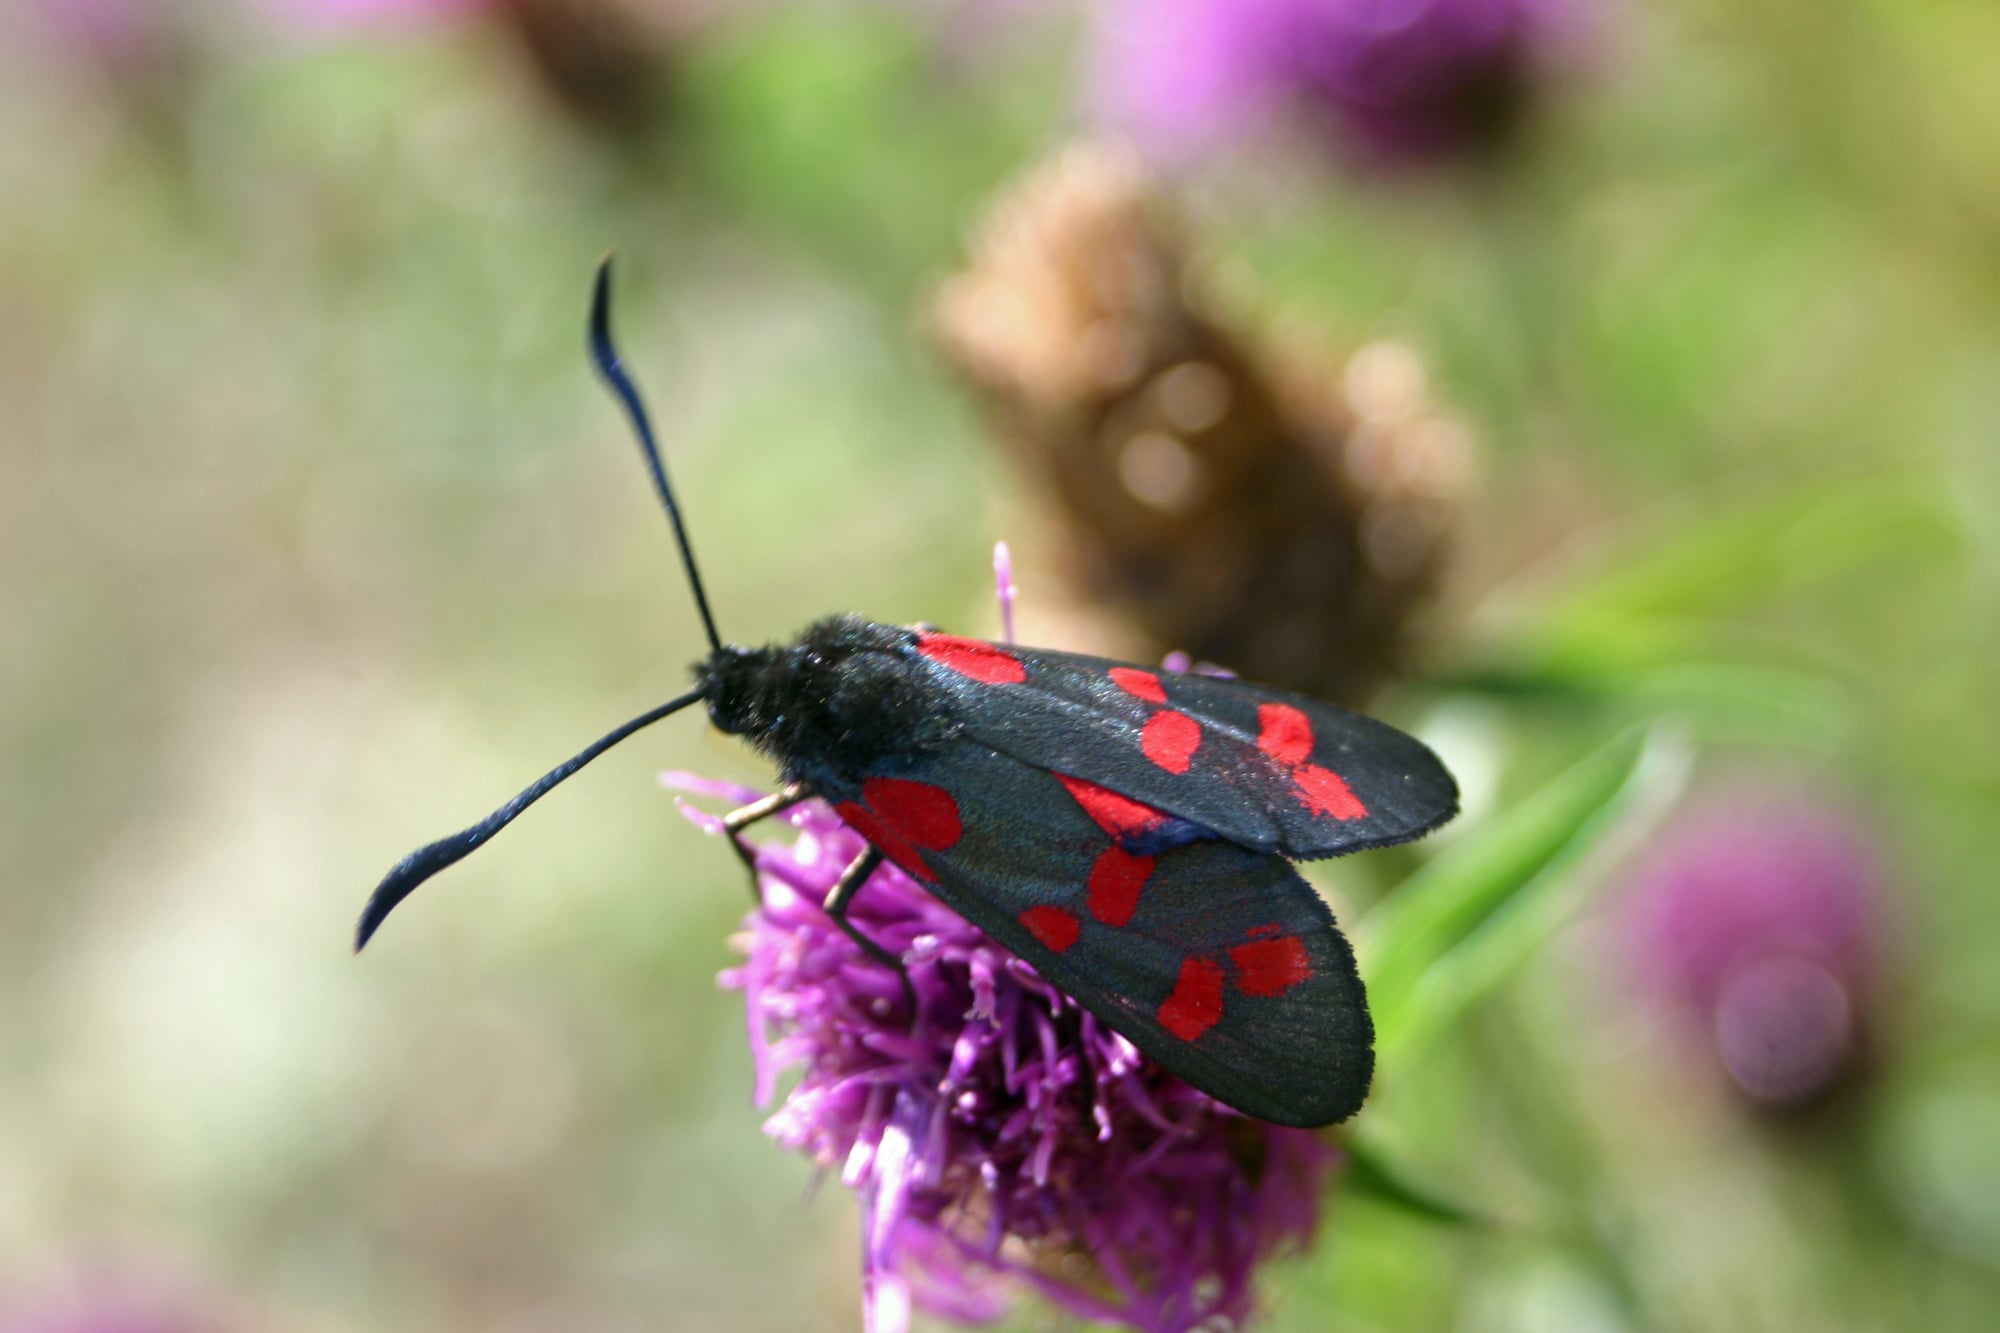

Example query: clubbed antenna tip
[588,256,724,655]
[354,686,708,950]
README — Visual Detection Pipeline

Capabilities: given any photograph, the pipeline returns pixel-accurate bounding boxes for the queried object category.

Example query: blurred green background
[4,1,1998,1330]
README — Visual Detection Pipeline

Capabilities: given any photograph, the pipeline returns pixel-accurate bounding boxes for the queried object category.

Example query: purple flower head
[30,0,156,70]
[1,1263,231,1333]
[668,775,1337,1333]
[1619,784,1895,1108]
[254,0,492,32]
[1090,0,1572,172]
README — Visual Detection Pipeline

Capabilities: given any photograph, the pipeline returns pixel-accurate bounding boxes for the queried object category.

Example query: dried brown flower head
[933,143,1465,704]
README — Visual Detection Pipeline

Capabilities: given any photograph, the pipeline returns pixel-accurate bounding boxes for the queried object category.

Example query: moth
[357,261,1459,1128]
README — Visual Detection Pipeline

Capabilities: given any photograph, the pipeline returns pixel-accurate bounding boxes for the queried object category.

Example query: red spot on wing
[1229,933,1314,997]
[833,801,934,884]
[859,777,963,849]
[1294,765,1367,821]
[1057,774,1168,841]
[1158,957,1226,1042]
[916,633,1027,685]
[1018,905,1081,953]
[1258,702,1315,766]
[1086,846,1154,927]
[1140,710,1202,775]
[1109,667,1167,704]
[1258,703,1370,820]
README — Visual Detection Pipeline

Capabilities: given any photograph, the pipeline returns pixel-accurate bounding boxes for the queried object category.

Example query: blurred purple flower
[255,0,492,30]
[5,1301,188,1333]
[668,776,1336,1333]
[1620,785,1894,1108]
[30,0,155,69]
[1089,0,1571,172]
[1,1265,228,1333]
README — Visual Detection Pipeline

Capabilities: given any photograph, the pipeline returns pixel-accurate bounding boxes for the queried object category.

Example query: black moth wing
[911,634,1458,861]
[821,741,1373,1127]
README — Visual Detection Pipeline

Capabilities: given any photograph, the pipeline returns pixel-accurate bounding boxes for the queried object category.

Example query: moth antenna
[589,256,724,655]
[355,686,707,951]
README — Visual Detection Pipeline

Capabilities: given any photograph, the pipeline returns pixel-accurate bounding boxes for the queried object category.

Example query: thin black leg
[822,847,918,1023]
[720,783,809,899]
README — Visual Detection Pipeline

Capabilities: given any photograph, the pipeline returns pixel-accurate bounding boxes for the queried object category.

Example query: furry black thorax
[696,614,960,783]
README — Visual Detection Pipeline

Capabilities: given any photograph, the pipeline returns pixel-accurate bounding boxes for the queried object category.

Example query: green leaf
[1608,660,1852,747]
[1359,729,1680,1064]
[1440,657,1854,750]
[1340,1129,1497,1229]
[1532,474,1961,669]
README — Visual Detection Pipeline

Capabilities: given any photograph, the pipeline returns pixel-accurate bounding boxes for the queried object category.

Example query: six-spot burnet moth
[355,259,1460,1128]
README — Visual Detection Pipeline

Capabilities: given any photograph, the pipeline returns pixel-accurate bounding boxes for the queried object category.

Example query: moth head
[700,644,773,737]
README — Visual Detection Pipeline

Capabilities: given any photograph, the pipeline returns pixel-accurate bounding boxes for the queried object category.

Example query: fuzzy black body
[699,615,958,786]
[689,613,1460,1127]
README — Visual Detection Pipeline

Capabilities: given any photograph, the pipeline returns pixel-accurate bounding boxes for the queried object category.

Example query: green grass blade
[1341,1129,1498,1229]
[1360,728,1683,1064]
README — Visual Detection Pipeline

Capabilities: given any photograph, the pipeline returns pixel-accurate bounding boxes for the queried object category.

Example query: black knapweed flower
[1618,784,1895,1110]
[1089,0,1573,173]
[1,1262,233,1333]
[668,775,1338,1333]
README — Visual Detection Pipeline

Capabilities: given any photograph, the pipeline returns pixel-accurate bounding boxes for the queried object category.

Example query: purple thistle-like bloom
[1090,0,1571,172]
[1619,785,1894,1108]
[669,776,1337,1333]
[30,0,155,69]
[1,1264,230,1333]
[254,0,491,30]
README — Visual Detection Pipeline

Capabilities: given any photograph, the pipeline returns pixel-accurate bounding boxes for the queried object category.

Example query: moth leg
[720,783,810,900]
[823,847,918,1022]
